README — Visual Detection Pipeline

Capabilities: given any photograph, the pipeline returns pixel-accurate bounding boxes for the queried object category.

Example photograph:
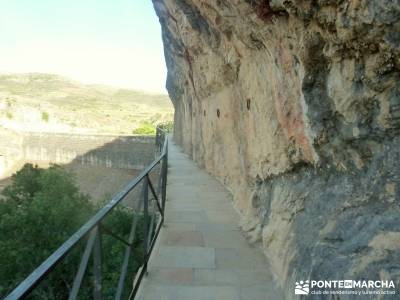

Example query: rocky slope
[153,0,400,298]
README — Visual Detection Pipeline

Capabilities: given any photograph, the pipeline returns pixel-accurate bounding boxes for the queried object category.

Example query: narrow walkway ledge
[136,141,283,300]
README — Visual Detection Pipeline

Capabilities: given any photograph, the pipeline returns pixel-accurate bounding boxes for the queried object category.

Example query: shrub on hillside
[157,121,174,133]
[41,111,50,122]
[132,121,156,135]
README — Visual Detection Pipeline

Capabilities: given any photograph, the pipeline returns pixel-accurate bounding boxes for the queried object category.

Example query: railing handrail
[5,133,169,300]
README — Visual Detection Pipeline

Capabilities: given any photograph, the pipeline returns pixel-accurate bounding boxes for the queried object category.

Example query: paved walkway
[137,141,283,300]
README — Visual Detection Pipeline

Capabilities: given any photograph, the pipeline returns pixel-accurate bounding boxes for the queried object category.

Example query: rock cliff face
[153,0,400,297]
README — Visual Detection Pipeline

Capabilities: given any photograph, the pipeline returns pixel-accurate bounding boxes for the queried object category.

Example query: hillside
[0,73,173,134]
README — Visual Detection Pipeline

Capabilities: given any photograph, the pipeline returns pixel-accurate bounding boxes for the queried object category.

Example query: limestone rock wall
[153,0,400,297]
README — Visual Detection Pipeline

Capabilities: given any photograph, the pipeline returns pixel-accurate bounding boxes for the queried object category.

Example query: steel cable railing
[5,128,168,300]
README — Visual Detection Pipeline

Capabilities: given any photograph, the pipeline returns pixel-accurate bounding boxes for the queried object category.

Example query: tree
[0,164,93,298]
[0,164,144,299]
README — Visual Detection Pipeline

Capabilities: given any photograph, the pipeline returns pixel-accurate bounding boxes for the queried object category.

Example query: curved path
[137,141,283,300]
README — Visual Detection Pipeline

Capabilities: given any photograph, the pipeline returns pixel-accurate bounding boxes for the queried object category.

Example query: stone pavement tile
[147,267,193,285]
[192,269,275,287]
[165,200,236,217]
[167,185,197,192]
[197,201,236,211]
[165,204,202,212]
[164,222,196,231]
[161,230,205,247]
[193,269,239,286]
[235,247,269,268]
[215,248,247,270]
[166,197,203,204]
[203,230,249,249]
[152,246,216,268]
[236,270,274,287]
[138,285,240,300]
[205,210,239,224]
[166,201,202,211]
[195,191,232,201]
[240,285,284,300]
[166,189,196,199]
[175,193,222,200]
[215,286,241,300]
[215,248,268,270]
[165,210,208,223]
[168,176,215,184]
[195,222,240,232]
[196,188,230,196]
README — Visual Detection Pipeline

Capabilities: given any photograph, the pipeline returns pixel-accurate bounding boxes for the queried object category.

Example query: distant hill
[0,73,174,135]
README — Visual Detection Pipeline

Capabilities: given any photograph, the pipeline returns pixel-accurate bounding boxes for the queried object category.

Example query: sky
[0,0,167,93]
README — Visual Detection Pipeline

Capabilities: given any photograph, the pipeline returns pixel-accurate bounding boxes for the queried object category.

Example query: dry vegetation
[0,73,174,135]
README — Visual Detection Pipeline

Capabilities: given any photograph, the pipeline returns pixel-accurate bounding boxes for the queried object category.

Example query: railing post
[161,141,168,218]
[142,176,149,275]
[69,227,98,300]
[93,225,102,300]
[155,127,160,154]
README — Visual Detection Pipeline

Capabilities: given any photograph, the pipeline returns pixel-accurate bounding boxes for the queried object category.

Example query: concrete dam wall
[0,128,24,178]
[22,133,155,169]
[0,131,156,179]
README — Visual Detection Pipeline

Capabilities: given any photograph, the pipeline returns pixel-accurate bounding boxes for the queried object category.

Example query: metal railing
[5,129,168,300]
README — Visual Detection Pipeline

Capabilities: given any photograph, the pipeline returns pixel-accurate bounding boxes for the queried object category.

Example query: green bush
[6,111,13,119]
[0,164,145,299]
[41,112,49,122]
[132,121,156,135]
[157,121,174,133]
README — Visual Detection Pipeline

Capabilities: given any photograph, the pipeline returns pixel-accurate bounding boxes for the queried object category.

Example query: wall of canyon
[0,130,155,179]
[153,0,400,298]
